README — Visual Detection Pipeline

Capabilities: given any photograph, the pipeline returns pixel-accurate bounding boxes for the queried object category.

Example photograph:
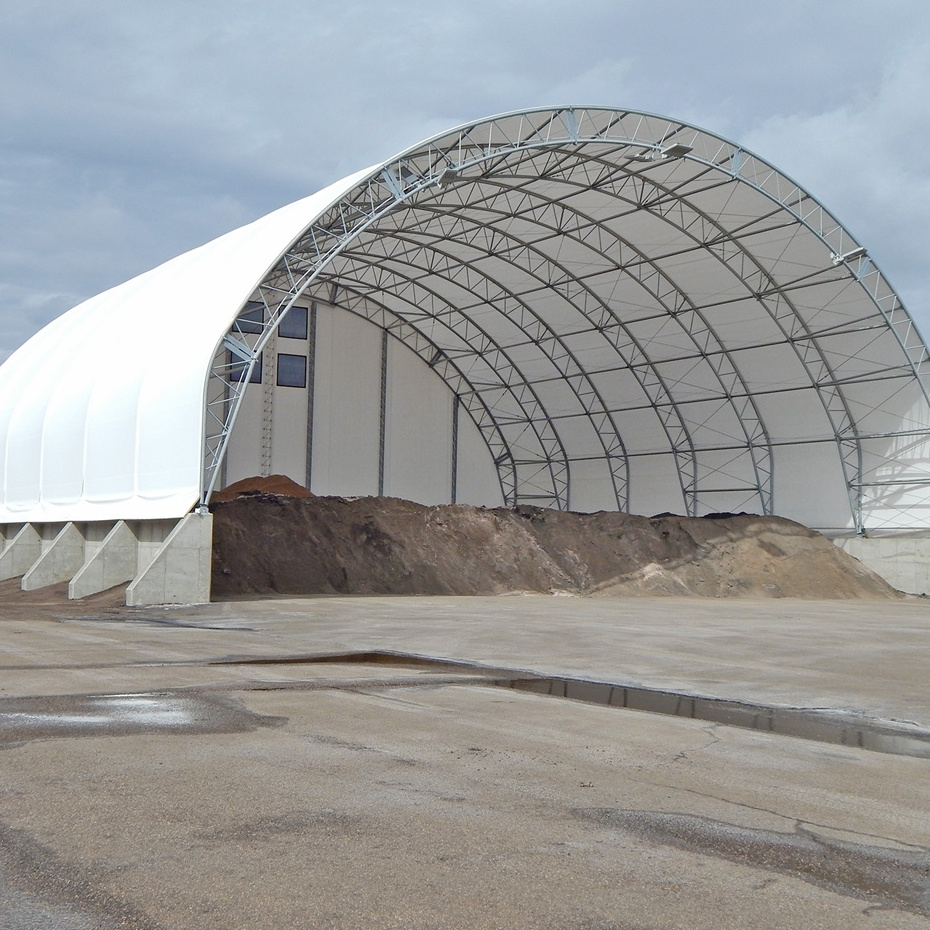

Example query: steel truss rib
[202,107,930,530]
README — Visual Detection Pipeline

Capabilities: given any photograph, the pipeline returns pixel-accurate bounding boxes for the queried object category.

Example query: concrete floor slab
[1,593,929,928]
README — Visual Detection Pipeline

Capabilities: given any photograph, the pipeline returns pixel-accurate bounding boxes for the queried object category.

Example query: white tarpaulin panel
[0,172,368,521]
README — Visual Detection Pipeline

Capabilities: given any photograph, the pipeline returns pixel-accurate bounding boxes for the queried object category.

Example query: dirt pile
[211,474,313,502]
[210,485,900,599]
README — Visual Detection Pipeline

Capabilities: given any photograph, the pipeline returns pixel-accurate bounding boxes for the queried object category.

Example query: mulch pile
[210,476,900,599]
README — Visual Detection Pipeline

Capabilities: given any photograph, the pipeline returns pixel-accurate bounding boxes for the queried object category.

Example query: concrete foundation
[126,513,213,606]
[69,520,140,599]
[0,513,213,606]
[22,522,87,590]
[834,535,930,596]
[0,523,42,581]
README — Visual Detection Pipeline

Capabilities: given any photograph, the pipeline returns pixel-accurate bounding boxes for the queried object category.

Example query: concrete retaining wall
[0,513,213,606]
[833,536,930,596]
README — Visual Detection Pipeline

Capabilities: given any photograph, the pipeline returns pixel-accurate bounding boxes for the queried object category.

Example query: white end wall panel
[310,308,382,497]
[224,388,264,486]
[454,412,505,508]
[383,340,453,505]
[271,340,310,485]
[771,442,852,530]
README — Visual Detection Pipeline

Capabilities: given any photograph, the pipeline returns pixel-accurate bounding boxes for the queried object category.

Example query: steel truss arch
[310,270,573,508]
[585,130,930,527]
[468,135,905,528]
[333,223,632,510]
[583,155,870,527]
[381,170,775,515]
[200,106,930,532]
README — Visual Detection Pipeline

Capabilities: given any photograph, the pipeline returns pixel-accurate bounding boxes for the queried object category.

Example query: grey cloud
[744,37,930,329]
[2,0,929,360]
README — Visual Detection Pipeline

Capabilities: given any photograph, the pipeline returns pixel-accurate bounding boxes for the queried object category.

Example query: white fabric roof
[0,170,368,521]
[1,107,929,530]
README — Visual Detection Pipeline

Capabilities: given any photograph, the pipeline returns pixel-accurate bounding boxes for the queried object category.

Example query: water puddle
[575,808,930,916]
[496,675,930,759]
[6,650,929,757]
[217,650,930,759]
[0,693,282,744]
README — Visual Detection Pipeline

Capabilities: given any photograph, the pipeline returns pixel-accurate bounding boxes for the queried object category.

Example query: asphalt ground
[1,592,929,929]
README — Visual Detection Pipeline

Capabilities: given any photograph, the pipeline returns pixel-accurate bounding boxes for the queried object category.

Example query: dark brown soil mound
[211,474,313,503]
[210,492,900,599]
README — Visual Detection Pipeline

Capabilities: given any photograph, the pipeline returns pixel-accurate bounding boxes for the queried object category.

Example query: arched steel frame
[202,107,930,529]
[318,277,573,508]
[359,175,773,516]
[328,227,631,509]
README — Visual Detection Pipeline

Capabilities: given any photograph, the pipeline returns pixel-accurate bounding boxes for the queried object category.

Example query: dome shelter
[2,106,930,603]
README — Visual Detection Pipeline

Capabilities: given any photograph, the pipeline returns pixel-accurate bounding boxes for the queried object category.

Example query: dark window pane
[235,302,264,335]
[228,350,262,383]
[277,353,306,388]
[279,305,308,339]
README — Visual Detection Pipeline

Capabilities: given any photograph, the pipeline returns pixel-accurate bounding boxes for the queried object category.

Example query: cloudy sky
[2,0,929,362]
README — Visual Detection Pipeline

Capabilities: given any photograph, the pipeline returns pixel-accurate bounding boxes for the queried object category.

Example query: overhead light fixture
[660,142,693,159]
[437,167,459,188]
[831,246,868,265]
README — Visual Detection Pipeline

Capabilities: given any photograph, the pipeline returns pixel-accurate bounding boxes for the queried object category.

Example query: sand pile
[210,477,899,599]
